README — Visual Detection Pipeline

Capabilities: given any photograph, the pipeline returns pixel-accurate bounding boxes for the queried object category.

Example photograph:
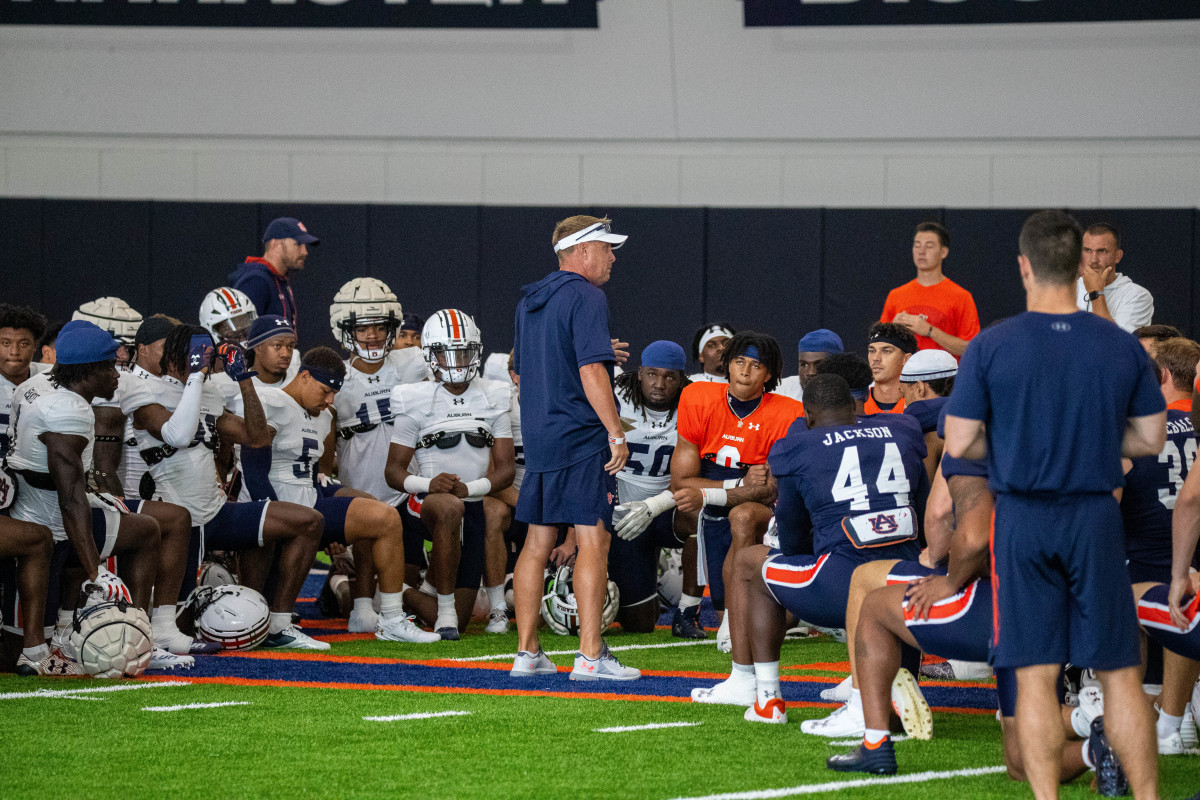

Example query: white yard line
[41,695,104,701]
[143,701,252,712]
[0,680,189,700]
[448,639,716,662]
[594,722,702,733]
[363,710,472,722]
[666,766,1008,800]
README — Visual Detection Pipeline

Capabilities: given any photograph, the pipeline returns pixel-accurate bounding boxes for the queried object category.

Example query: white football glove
[83,565,132,606]
[613,490,675,541]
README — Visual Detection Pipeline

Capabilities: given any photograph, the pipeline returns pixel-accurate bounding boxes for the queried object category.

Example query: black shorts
[401,496,486,591]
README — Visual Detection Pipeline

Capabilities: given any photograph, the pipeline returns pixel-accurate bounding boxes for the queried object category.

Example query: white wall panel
[387,153,484,204]
[5,147,101,198]
[992,156,1101,208]
[885,156,991,207]
[196,150,291,201]
[483,154,580,205]
[582,155,680,206]
[783,156,887,207]
[680,156,782,207]
[290,152,388,203]
[100,149,196,200]
[1100,155,1200,207]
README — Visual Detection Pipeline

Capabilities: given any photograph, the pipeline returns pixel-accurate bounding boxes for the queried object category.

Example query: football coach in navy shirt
[509,216,641,682]
[945,210,1165,799]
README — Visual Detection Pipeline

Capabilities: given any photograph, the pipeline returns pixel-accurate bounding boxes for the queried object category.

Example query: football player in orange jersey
[865,323,916,415]
[671,332,803,651]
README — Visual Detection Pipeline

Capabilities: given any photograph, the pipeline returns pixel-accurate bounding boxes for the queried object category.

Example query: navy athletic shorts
[401,497,486,591]
[1126,557,1171,586]
[699,511,732,610]
[992,492,1140,671]
[516,448,616,529]
[1138,583,1200,661]
[315,493,354,548]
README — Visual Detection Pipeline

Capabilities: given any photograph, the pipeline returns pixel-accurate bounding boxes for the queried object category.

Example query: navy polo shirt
[947,311,1164,495]
[513,270,614,472]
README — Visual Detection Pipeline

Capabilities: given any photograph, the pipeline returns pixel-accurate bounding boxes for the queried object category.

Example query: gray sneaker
[511,649,557,677]
[376,615,441,644]
[569,645,640,682]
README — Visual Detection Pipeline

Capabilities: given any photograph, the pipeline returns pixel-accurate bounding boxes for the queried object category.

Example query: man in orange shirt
[881,222,980,357]
[865,323,916,415]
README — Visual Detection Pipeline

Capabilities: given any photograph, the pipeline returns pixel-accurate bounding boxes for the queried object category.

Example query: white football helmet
[70,600,153,679]
[657,549,683,608]
[188,584,270,651]
[330,278,403,363]
[199,559,237,588]
[73,296,142,367]
[423,309,483,385]
[540,564,620,636]
[200,287,258,344]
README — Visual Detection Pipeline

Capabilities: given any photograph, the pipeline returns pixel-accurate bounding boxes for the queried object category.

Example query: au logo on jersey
[869,514,899,536]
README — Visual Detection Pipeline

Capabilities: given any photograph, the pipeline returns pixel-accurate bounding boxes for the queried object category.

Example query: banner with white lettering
[0,0,598,28]
[744,0,1200,27]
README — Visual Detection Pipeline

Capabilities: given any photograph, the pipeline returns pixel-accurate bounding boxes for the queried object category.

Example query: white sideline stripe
[594,722,702,733]
[0,680,189,700]
[143,701,252,712]
[829,735,909,746]
[364,711,472,722]
[448,639,716,662]
[666,766,1008,800]
[44,695,104,701]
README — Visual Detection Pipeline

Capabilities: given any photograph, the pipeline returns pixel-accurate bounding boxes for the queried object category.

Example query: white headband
[553,221,629,253]
[698,326,734,355]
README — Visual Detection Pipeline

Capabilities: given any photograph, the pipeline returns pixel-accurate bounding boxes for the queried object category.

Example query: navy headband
[303,365,343,392]
[868,333,916,354]
[738,345,761,362]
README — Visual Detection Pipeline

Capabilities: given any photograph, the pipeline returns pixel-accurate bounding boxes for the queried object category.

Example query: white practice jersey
[615,393,677,503]
[225,372,291,504]
[0,362,50,460]
[7,374,94,539]
[333,348,430,505]
[508,386,525,492]
[391,378,512,500]
[772,375,803,402]
[123,375,228,526]
[92,365,160,498]
[687,371,727,384]
[243,387,331,508]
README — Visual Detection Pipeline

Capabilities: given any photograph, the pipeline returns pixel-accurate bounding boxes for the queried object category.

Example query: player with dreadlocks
[671,331,802,653]
[607,341,701,635]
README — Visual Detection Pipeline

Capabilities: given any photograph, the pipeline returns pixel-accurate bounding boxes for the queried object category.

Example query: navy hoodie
[513,271,614,472]
[229,258,297,333]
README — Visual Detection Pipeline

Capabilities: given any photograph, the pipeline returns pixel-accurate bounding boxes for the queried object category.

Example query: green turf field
[2,625,1197,800]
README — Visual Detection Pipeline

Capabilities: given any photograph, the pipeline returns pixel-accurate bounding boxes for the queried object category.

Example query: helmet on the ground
[70,600,153,678]
[73,297,143,366]
[198,559,237,588]
[540,564,620,636]
[200,287,258,344]
[330,278,402,363]
[422,309,482,385]
[188,584,270,651]
[657,549,683,608]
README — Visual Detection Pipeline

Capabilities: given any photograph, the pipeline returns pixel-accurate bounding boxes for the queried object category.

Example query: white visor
[553,222,628,253]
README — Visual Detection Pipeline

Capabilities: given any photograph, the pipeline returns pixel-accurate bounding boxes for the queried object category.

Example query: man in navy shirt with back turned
[945,210,1166,800]
[509,215,640,682]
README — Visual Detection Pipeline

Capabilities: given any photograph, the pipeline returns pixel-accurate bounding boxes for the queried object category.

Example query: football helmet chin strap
[345,315,398,364]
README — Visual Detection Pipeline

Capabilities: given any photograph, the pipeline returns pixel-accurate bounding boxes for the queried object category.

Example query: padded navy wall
[2,201,1197,369]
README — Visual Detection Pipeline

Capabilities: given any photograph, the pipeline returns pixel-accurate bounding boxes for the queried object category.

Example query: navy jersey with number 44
[1122,402,1195,567]
[768,414,927,561]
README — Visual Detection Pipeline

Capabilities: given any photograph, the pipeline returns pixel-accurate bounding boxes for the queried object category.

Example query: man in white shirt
[1076,223,1154,332]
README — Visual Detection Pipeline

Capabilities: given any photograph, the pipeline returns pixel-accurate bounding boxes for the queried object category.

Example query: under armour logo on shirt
[366,375,381,383]
[452,398,465,405]
[747,422,761,431]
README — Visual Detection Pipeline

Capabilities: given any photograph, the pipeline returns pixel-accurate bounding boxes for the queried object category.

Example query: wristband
[926,324,934,337]
[701,488,728,507]
[464,478,492,498]
[608,436,625,445]
[722,477,743,489]
[403,475,432,495]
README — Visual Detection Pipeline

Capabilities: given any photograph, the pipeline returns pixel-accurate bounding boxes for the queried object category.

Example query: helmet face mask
[540,563,620,635]
[200,288,258,345]
[330,278,403,364]
[422,309,482,386]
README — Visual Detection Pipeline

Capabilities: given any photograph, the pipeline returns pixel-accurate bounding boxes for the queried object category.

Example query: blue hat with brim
[56,321,121,365]
[640,340,687,372]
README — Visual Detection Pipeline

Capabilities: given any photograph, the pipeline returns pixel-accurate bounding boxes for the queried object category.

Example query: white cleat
[820,674,853,703]
[1182,702,1198,751]
[148,646,195,671]
[348,607,379,634]
[511,649,557,677]
[891,668,932,741]
[16,649,85,677]
[691,676,756,706]
[376,615,441,643]
[800,701,865,737]
[716,615,732,653]
[485,608,509,634]
[745,698,787,724]
[1077,685,1104,728]
[1158,730,1185,756]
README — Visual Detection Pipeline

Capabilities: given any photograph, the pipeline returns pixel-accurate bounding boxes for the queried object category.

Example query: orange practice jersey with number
[676,381,803,470]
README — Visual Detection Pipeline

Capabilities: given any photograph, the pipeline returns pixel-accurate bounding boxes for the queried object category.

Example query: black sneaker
[1087,716,1129,797]
[827,739,897,775]
[672,605,707,639]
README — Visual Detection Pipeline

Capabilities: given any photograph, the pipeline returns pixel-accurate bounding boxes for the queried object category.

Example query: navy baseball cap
[640,340,687,372]
[246,315,295,349]
[401,312,425,333]
[56,321,121,365]
[262,217,320,246]
[798,329,843,354]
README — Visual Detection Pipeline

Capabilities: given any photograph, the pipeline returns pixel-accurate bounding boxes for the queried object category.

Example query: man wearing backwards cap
[230,216,320,336]
[510,214,640,681]
[690,324,736,383]
[899,349,958,481]
[243,314,300,389]
[396,312,425,350]
[774,329,844,404]
[865,322,918,415]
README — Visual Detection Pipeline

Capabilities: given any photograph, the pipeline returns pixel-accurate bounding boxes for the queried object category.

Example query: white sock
[754,661,781,705]
[731,661,756,684]
[486,584,505,612]
[419,580,437,597]
[679,593,702,611]
[151,605,184,642]
[1081,740,1094,770]
[1071,707,1092,738]
[23,643,50,662]
[864,728,889,746]
[56,609,72,629]
[849,687,864,715]
[1156,706,1183,739]
[353,596,374,615]
[435,594,457,630]
[269,612,292,635]
[379,592,404,620]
